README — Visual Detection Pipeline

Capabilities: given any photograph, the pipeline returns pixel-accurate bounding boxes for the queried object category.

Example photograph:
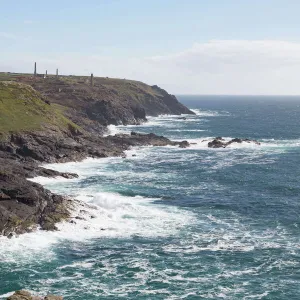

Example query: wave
[169,129,206,132]
[0,185,196,264]
[190,108,230,117]
[103,124,128,136]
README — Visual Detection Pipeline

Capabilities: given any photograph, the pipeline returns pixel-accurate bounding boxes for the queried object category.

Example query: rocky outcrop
[207,137,261,148]
[7,290,63,300]
[0,78,193,236]
[0,129,190,236]
[13,76,194,132]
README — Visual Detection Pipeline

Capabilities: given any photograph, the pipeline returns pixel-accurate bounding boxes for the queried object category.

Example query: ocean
[1,95,300,299]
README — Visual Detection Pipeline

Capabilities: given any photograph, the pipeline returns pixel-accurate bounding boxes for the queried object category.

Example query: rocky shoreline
[0,78,261,238]
[0,78,195,237]
[0,128,190,237]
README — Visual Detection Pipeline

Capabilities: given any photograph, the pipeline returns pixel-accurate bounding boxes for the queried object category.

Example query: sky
[1,0,300,95]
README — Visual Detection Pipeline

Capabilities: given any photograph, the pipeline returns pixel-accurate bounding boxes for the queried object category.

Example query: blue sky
[1,0,300,94]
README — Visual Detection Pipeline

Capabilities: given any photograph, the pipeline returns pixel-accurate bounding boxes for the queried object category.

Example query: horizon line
[176,94,300,97]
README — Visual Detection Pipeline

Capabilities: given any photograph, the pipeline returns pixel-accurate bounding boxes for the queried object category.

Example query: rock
[7,232,14,239]
[60,172,78,179]
[207,137,260,148]
[178,141,190,148]
[7,290,34,300]
[44,295,63,300]
[6,290,63,300]
[208,139,226,148]
[0,191,11,200]
[229,138,242,143]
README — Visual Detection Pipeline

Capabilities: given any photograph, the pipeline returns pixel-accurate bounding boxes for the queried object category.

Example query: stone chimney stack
[34,62,37,76]
[91,73,94,86]
[56,69,58,78]
[45,70,47,78]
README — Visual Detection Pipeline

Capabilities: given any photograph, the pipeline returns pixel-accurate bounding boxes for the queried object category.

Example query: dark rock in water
[178,117,187,120]
[229,138,243,143]
[207,137,260,148]
[179,141,190,148]
[208,139,226,148]
[60,172,78,179]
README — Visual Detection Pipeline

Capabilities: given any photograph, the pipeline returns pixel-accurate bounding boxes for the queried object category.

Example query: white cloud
[144,40,300,94]
[2,40,300,95]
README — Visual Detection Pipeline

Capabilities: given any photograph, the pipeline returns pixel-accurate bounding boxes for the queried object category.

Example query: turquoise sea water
[1,96,300,299]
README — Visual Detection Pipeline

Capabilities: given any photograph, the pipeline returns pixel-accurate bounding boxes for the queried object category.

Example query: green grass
[0,81,80,134]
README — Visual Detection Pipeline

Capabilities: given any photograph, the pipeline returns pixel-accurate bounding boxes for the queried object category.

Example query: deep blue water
[1,96,300,299]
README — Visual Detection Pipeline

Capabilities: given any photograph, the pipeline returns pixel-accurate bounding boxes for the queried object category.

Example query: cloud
[2,40,300,94]
[148,40,300,71]
[144,40,300,94]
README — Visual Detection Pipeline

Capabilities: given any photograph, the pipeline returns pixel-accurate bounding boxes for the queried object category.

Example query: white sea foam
[0,176,196,264]
[103,124,127,136]
[0,292,15,299]
[190,108,230,117]
[169,129,206,132]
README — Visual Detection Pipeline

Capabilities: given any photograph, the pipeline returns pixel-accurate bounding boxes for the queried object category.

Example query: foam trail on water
[190,108,230,117]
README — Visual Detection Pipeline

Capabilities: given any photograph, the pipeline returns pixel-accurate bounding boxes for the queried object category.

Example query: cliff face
[0,80,191,236]
[11,75,194,133]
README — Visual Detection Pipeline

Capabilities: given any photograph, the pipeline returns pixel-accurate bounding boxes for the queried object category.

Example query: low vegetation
[0,81,80,135]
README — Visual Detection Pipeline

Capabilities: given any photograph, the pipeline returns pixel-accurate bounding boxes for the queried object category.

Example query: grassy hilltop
[0,81,79,136]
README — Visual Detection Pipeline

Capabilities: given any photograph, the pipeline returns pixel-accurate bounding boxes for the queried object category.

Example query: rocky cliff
[7,74,195,134]
[0,80,190,236]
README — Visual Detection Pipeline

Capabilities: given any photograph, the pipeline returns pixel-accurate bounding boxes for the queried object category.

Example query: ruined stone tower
[91,73,94,86]
[34,62,37,76]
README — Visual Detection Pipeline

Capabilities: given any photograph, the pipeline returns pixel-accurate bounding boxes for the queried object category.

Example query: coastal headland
[0,72,194,236]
